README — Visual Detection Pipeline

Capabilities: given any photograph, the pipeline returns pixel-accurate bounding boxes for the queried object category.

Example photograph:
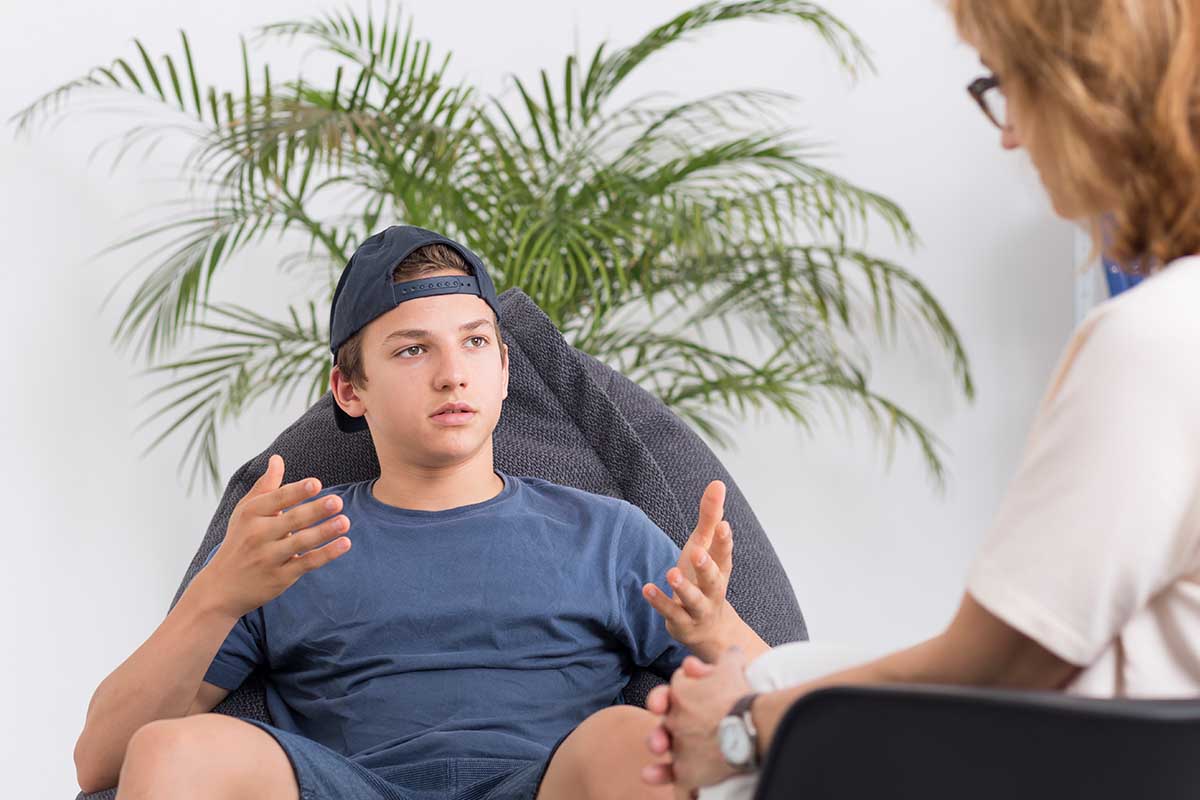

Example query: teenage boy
[74,226,768,800]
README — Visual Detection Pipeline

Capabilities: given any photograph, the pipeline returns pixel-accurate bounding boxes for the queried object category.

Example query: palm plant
[12,0,973,495]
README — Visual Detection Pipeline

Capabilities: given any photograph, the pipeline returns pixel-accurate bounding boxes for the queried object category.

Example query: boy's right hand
[642,481,736,660]
[195,454,352,618]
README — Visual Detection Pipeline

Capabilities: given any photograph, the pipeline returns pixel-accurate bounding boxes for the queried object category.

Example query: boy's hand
[194,454,352,618]
[641,481,736,658]
[677,480,726,587]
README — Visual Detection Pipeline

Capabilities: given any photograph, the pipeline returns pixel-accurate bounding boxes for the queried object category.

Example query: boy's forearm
[693,602,771,664]
[74,573,239,793]
[723,612,770,662]
[731,619,771,662]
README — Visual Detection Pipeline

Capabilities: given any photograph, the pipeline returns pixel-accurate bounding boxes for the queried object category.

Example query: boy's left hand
[642,480,735,657]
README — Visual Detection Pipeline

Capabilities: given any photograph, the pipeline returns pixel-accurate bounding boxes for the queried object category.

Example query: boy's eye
[466,336,488,348]
[395,345,424,358]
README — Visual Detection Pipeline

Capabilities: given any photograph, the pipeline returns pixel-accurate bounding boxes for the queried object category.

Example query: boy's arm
[642,480,770,665]
[73,575,241,793]
[74,455,352,793]
[721,611,770,662]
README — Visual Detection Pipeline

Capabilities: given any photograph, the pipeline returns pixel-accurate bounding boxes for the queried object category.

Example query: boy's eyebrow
[382,328,428,344]
[382,318,496,344]
[459,318,495,333]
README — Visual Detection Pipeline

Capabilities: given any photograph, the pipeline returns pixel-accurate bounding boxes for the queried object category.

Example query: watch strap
[730,692,759,718]
[726,692,761,770]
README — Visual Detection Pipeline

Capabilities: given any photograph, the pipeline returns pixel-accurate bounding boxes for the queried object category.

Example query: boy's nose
[434,355,469,390]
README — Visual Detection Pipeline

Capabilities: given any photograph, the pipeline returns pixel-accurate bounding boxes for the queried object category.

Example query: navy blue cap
[329,225,502,433]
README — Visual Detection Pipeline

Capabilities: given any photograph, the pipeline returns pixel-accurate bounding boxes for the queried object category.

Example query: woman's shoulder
[1078,256,1200,355]
[1057,256,1200,413]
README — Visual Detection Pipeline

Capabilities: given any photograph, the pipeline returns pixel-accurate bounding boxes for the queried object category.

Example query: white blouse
[968,255,1200,697]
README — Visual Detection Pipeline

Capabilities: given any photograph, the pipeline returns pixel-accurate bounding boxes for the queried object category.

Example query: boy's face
[336,276,508,468]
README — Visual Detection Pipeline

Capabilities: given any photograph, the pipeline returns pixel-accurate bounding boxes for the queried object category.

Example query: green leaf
[133,39,167,100]
[15,1,971,496]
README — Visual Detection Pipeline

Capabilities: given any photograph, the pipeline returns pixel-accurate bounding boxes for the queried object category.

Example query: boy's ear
[330,364,367,420]
[500,343,509,401]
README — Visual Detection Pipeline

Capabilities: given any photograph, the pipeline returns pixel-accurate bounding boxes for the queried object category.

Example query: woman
[641,0,1200,796]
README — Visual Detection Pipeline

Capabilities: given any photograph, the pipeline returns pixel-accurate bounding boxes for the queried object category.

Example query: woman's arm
[645,592,1083,791]
[749,592,1081,758]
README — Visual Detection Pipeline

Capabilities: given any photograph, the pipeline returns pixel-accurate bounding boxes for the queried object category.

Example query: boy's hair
[335,243,505,389]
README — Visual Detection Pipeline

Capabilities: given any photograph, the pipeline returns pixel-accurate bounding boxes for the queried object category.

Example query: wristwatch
[717,692,760,773]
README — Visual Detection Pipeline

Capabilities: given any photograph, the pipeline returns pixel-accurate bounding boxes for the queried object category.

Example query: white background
[0,1,1078,796]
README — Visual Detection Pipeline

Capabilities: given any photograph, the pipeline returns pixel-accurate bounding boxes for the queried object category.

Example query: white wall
[0,1,1076,797]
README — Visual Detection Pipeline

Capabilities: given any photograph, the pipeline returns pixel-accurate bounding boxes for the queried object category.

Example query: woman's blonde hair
[950,0,1200,273]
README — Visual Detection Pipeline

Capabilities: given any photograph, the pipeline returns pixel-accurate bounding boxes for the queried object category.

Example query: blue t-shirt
[200,472,687,769]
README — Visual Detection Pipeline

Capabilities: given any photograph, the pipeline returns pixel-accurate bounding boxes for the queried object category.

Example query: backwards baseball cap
[328,225,502,433]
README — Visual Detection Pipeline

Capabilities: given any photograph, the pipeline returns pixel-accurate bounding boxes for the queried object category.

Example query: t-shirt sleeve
[197,543,266,690]
[607,503,691,679]
[967,301,1200,666]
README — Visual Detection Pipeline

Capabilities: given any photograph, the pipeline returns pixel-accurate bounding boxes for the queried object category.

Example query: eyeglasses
[968,74,1008,130]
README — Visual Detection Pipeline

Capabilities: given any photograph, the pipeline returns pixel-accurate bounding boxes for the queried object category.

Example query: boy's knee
[118,714,299,800]
[557,706,668,799]
[581,704,658,738]
[119,717,207,794]
[125,718,193,768]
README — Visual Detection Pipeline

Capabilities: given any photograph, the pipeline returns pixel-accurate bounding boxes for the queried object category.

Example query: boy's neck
[371,453,505,512]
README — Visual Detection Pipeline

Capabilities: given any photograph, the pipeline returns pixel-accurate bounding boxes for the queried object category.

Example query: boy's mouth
[430,402,477,426]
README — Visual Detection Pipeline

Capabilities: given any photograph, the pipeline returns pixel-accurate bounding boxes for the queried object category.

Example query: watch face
[718,717,752,766]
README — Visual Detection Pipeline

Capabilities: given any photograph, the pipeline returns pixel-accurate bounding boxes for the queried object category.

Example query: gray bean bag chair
[77,288,807,799]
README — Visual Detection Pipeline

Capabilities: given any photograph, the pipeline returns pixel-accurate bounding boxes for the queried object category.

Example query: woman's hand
[642,648,754,794]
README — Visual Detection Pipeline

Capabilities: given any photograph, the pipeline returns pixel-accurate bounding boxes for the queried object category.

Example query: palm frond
[12,1,974,495]
[587,326,948,487]
[11,31,226,154]
[101,200,281,361]
[578,0,871,121]
[651,244,973,397]
[136,302,329,492]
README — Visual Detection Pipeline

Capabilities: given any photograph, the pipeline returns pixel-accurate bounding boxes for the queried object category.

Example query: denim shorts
[241,718,570,800]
